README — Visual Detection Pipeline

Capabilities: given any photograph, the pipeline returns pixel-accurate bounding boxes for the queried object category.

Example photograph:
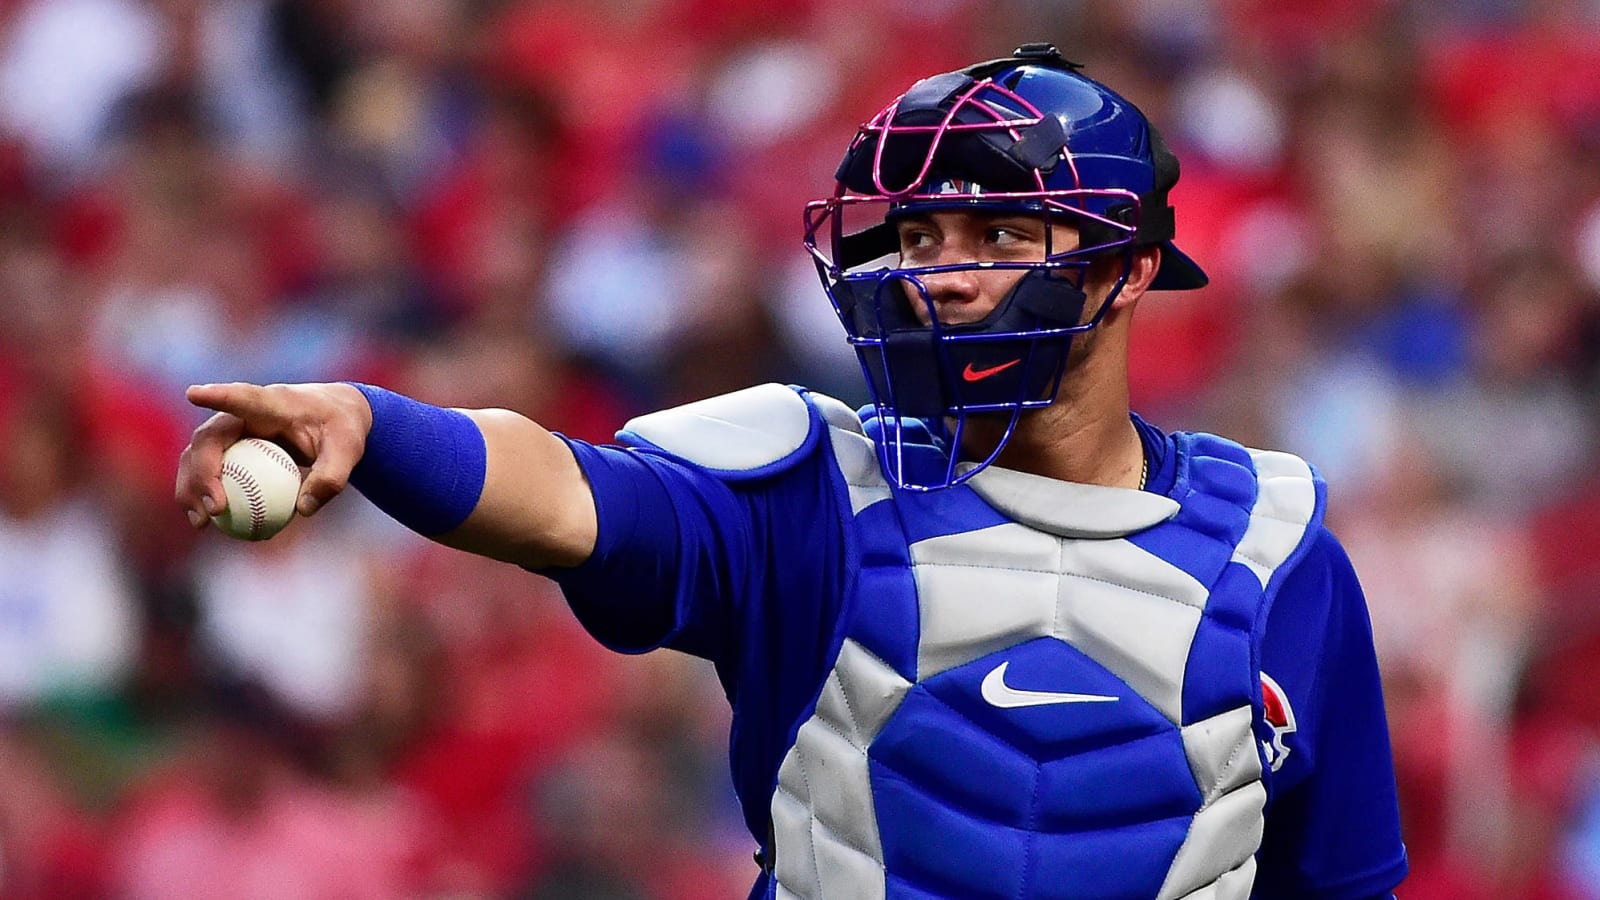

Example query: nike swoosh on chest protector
[980,661,1121,708]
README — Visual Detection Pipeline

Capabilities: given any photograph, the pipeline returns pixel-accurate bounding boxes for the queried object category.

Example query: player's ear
[1109,246,1161,310]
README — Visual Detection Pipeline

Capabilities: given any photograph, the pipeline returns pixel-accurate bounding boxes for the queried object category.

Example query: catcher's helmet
[803,43,1206,490]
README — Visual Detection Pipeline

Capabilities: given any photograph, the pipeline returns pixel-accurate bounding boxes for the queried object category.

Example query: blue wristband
[347,383,487,537]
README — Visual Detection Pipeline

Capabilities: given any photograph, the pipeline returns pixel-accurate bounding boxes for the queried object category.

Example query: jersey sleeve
[1253,528,1409,899]
[538,439,741,657]
[540,435,853,668]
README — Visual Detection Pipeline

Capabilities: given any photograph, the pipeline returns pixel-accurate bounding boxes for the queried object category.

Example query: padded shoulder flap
[617,383,852,480]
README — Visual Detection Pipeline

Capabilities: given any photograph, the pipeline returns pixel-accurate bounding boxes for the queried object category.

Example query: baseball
[212,438,304,541]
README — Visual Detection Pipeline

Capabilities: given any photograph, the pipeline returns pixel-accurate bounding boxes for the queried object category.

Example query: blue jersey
[547,392,1406,899]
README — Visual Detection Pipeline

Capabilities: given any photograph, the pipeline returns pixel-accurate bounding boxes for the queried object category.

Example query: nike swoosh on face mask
[962,359,1022,382]
[981,661,1120,708]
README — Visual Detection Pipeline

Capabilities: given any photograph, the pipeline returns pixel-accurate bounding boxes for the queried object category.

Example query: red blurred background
[1,0,1599,897]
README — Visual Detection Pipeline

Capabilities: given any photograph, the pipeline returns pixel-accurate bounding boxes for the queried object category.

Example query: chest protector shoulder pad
[615,382,863,480]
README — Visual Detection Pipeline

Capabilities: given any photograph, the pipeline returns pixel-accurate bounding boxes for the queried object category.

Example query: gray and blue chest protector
[620,384,1325,899]
[767,395,1323,899]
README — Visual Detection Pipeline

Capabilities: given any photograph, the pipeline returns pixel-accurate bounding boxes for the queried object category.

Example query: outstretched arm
[173,382,597,569]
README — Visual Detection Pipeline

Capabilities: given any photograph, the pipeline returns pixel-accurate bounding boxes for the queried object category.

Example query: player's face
[893,210,1077,326]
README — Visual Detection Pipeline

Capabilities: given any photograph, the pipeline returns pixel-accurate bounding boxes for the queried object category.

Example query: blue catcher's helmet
[803,43,1207,490]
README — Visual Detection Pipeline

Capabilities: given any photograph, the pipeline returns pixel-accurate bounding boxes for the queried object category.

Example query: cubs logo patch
[1260,672,1297,772]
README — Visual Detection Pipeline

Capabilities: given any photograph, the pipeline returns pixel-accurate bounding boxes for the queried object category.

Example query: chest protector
[771,402,1322,900]
[620,385,1325,900]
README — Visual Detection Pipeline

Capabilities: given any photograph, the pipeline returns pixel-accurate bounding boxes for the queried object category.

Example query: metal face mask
[804,45,1205,490]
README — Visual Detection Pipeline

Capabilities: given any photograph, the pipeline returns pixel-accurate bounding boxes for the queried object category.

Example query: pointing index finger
[186,383,281,425]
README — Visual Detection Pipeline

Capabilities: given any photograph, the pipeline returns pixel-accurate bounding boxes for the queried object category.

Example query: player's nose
[923,264,991,324]
[921,262,982,300]
[900,270,978,325]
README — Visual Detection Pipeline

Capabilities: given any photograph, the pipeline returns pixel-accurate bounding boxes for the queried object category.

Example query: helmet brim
[1150,241,1209,291]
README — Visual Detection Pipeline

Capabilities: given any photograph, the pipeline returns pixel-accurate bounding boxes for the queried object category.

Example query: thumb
[296,429,363,517]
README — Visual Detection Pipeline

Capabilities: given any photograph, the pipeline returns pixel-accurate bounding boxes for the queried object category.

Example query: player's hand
[175,382,373,530]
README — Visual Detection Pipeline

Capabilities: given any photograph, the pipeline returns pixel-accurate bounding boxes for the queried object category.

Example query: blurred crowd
[0,0,1598,897]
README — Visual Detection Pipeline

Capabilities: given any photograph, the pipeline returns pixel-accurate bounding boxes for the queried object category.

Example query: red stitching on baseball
[221,460,267,539]
[249,439,301,480]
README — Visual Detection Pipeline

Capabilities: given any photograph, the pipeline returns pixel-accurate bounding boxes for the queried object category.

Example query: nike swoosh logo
[962,359,1022,382]
[981,662,1120,709]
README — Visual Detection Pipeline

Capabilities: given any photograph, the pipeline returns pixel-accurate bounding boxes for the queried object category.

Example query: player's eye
[897,228,939,258]
[985,226,1046,260]
[986,226,1036,246]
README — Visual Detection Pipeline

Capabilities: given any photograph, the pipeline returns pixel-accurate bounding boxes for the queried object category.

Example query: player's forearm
[445,408,597,568]
[347,385,597,570]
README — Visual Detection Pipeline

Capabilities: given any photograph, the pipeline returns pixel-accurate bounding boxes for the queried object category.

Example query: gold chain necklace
[1138,453,1149,491]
